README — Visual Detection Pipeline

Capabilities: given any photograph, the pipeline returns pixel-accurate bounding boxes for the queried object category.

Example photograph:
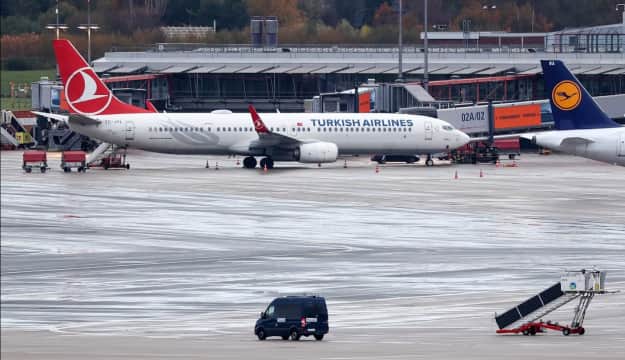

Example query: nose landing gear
[425,154,434,167]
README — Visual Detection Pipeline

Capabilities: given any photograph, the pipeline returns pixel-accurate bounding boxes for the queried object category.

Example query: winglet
[541,60,619,130]
[248,104,269,133]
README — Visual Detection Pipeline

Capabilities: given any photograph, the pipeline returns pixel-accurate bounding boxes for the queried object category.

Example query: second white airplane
[37,39,470,169]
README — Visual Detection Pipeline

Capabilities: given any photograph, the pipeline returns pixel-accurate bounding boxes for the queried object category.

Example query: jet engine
[295,142,338,163]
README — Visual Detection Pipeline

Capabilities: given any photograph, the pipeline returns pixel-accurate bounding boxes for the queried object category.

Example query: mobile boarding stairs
[495,269,608,336]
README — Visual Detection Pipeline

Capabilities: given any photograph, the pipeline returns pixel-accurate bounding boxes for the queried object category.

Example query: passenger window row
[149,127,208,132]
[148,126,413,134]
[317,127,412,133]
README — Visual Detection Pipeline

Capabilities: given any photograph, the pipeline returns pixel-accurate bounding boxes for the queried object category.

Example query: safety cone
[215,162,219,170]
[263,163,268,173]
[454,170,459,179]
[375,165,380,173]
[343,160,347,168]
[495,160,501,168]
[479,169,484,178]
[205,160,210,169]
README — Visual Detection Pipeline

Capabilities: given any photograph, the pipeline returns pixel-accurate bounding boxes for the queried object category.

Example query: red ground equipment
[495,269,607,336]
[22,151,48,173]
[90,153,130,170]
[61,151,87,172]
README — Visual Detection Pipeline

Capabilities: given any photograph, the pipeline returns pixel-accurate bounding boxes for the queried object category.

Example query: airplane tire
[426,159,434,167]
[260,157,274,169]
[243,156,257,169]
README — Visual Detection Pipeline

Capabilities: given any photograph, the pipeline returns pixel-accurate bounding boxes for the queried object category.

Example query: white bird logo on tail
[72,70,107,103]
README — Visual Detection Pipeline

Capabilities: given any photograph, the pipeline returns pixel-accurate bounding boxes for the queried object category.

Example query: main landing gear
[259,157,274,169]
[243,156,257,169]
[243,156,274,169]
[425,154,434,167]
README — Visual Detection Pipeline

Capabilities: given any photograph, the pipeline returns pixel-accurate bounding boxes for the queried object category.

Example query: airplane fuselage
[70,112,469,158]
[532,127,625,166]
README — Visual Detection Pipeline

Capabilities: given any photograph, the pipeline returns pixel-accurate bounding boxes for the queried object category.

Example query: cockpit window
[442,125,454,131]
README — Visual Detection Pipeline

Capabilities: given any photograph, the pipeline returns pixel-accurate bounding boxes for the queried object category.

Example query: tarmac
[1,150,624,359]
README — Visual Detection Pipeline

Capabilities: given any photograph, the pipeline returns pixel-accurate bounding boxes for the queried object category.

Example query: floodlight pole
[617,4,625,25]
[56,0,60,39]
[46,0,68,40]
[397,0,404,82]
[88,0,91,63]
[423,0,429,91]
[78,0,100,64]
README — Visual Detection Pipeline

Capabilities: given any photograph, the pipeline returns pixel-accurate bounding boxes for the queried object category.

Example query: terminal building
[80,22,624,114]
[14,21,623,150]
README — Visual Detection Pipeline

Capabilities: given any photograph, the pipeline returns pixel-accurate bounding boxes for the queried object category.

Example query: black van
[255,296,329,341]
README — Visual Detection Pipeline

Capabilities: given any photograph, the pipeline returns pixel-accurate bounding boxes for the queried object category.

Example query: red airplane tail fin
[53,39,150,116]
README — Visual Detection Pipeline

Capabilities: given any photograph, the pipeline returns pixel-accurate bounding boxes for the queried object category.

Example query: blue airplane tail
[541,60,619,130]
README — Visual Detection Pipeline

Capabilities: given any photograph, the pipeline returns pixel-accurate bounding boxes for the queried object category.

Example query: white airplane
[526,60,624,166]
[35,39,470,169]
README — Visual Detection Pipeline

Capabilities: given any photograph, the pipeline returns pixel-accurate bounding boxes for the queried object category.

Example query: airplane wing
[468,133,528,142]
[33,111,100,126]
[248,105,317,149]
[32,111,69,123]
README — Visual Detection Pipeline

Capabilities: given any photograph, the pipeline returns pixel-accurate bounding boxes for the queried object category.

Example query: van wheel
[289,329,300,341]
[314,334,324,341]
[256,328,266,340]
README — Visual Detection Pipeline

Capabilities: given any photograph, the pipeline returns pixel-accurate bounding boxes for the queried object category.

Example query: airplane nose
[458,131,471,146]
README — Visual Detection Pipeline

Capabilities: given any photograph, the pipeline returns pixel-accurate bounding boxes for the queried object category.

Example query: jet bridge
[495,269,607,336]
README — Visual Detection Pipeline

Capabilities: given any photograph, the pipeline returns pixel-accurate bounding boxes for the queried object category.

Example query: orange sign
[60,89,69,111]
[494,104,542,130]
[358,93,370,113]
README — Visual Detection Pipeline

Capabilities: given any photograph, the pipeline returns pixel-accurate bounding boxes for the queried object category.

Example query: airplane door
[425,121,433,140]
[619,133,625,157]
[125,121,135,141]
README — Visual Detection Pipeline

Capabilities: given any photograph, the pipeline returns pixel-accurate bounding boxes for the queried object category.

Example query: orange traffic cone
[375,165,380,173]
[479,169,484,178]
[263,163,268,173]
[495,160,501,168]
[454,170,459,179]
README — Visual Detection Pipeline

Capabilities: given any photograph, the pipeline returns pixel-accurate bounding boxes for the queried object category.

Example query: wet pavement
[1,150,624,358]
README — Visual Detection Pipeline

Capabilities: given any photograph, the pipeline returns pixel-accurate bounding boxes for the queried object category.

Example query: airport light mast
[78,0,100,64]
[397,0,404,82]
[46,0,68,40]
[423,0,429,91]
[617,4,625,25]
